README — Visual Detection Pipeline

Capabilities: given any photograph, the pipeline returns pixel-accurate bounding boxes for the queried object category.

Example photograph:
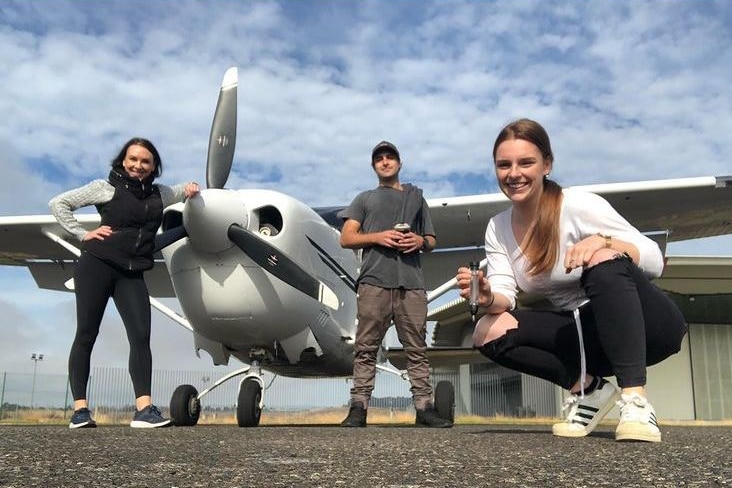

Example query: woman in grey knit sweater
[49,137,199,429]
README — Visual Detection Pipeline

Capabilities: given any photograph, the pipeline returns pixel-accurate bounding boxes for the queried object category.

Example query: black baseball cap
[371,140,400,163]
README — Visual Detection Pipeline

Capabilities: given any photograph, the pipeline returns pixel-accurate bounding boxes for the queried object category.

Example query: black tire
[237,378,262,427]
[434,380,455,423]
[170,384,200,426]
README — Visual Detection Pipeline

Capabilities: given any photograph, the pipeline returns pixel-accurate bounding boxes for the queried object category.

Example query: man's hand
[395,231,424,253]
[375,229,409,249]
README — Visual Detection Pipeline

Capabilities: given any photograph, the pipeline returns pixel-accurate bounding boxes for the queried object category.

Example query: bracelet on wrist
[486,292,495,308]
[596,232,612,249]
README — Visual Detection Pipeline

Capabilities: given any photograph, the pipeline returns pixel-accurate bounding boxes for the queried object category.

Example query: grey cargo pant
[350,283,433,410]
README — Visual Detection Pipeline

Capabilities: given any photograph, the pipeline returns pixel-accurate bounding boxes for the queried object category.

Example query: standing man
[339,141,451,428]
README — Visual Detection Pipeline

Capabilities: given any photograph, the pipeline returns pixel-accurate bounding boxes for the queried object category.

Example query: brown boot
[341,402,367,427]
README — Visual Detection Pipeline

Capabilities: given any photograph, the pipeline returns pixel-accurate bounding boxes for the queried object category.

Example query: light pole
[30,353,44,410]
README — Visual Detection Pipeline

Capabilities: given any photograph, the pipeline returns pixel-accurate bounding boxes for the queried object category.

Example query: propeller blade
[206,67,238,189]
[227,224,339,310]
[154,226,188,253]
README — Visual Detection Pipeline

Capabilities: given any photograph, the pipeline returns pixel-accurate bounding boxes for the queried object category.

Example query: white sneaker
[615,393,661,442]
[552,378,620,437]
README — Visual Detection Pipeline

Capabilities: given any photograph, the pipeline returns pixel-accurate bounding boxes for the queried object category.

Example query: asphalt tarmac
[0,424,730,488]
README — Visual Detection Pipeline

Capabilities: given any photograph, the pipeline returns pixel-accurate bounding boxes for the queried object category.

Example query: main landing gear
[434,380,455,423]
[170,351,267,427]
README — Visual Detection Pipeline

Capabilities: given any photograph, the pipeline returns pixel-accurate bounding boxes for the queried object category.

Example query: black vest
[83,170,163,271]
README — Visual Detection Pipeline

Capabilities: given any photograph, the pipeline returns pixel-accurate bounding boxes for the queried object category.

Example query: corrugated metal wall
[689,324,732,420]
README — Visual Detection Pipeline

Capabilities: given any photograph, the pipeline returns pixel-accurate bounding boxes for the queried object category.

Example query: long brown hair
[493,119,563,276]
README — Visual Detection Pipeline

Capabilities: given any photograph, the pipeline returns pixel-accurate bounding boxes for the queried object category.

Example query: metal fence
[0,365,558,424]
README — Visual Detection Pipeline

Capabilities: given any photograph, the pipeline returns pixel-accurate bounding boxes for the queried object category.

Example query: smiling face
[372,151,401,182]
[494,138,552,207]
[122,144,156,180]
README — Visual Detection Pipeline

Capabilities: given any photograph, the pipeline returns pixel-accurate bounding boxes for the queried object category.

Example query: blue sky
[1,0,731,378]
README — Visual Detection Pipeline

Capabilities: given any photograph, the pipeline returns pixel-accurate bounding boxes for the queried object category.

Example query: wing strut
[42,230,194,332]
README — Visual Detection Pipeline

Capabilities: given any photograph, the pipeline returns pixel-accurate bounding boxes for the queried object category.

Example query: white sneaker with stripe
[552,378,620,438]
[615,393,661,442]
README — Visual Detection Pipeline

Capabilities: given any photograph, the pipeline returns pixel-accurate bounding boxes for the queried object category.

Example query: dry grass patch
[0,408,70,425]
[259,407,416,425]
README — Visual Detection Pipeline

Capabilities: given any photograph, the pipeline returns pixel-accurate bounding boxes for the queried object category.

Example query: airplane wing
[2,175,731,298]
[0,214,176,296]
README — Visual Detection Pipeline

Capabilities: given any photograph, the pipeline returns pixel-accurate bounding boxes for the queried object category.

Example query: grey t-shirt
[341,185,435,290]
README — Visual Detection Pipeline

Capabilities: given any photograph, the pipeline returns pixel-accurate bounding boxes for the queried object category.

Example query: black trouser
[479,255,687,389]
[69,252,152,400]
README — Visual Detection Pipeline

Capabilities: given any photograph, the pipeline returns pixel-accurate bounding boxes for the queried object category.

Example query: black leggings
[69,252,152,400]
[479,255,687,389]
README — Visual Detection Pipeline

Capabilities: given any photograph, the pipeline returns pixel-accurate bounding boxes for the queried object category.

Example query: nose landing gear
[237,377,263,427]
[169,350,267,427]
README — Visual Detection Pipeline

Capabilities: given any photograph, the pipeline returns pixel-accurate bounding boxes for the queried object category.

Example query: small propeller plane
[1,67,731,427]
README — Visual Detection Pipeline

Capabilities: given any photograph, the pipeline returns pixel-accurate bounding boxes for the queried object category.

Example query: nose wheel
[237,378,263,427]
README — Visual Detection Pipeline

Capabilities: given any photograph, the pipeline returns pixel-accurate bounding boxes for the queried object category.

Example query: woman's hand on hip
[83,225,114,241]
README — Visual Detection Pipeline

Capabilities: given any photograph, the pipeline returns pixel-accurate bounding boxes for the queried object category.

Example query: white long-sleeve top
[485,189,664,311]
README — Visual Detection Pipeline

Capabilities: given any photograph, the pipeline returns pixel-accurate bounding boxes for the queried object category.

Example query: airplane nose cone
[184,189,248,253]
